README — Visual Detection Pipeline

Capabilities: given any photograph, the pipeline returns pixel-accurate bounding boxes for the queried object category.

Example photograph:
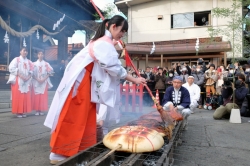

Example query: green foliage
[103,3,117,19]
[93,3,119,20]
[207,0,250,59]
[93,13,101,20]
[207,0,250,106]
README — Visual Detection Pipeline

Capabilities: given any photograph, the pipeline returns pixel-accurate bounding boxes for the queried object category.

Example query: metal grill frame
[57,121,183,166]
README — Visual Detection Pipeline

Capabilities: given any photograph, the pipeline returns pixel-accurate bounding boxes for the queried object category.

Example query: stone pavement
[173,109,250,166]
[0,91,249,166]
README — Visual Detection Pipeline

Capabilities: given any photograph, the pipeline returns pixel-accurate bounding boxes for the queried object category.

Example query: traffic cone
[152,90,159,108]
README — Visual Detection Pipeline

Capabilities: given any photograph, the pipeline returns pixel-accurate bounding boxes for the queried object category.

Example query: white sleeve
[93,41,127,79]
[96,104,108,122]
[33,64,38,78]
[9,58,18,75]
[177,105,184,110]
[28,60,34,75]
[163,101,173,110]
[194,85,201,101]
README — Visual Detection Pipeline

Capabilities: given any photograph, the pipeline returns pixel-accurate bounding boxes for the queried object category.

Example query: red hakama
[11,78,32,114]
[50,63,96,157]
[31,85,48,111]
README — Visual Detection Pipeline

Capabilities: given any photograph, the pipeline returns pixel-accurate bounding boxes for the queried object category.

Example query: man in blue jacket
[162,76,191,129]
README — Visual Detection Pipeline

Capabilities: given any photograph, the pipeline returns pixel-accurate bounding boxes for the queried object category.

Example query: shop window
[171,11,211,28]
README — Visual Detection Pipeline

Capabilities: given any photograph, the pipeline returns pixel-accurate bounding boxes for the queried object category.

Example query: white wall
[128,0,241,42]
[127,0,242,58]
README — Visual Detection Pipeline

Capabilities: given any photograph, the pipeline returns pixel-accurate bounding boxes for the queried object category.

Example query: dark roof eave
[116,42,232,54]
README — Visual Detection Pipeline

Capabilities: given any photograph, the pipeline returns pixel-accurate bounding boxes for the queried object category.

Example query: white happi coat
[7,56,33,93]
[182,82,200,107]
[32,60,53,94]
[44,30,127,131]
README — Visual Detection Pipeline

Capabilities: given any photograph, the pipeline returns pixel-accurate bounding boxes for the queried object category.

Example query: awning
[116,41,231,54]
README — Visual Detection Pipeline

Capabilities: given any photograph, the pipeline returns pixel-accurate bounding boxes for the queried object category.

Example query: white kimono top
[96,104,108,123]
[32,60,53,94]
[44,30,127,131]
[182,82,200,105]
[7,56,33,93]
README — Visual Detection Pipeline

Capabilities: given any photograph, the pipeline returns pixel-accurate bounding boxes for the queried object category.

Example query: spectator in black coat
[244,64,250,92]
[213,80,233,119]
[143,67,155,106]
[197,58,208,73]
[193,65,205,108]
[165,70,174,89]
[213,80,248,119]
[235,75,250,117]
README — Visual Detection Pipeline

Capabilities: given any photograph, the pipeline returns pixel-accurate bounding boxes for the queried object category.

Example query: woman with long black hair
[44,15,146,164]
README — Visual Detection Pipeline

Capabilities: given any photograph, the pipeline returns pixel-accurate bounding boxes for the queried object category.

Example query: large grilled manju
[139,111,175,139]
[103,126,164,153]
[127,119,169,138]
[139,112,163,122]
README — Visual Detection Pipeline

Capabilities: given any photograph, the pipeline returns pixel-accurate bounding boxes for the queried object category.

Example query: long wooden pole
[90,0,104,20]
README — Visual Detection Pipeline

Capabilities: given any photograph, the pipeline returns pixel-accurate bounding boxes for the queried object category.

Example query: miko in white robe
[32,59,53,113]
[7,55,34,116]
[45,30,128,157]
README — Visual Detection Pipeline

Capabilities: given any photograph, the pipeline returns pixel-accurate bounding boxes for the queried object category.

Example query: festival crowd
[122,58,250,119]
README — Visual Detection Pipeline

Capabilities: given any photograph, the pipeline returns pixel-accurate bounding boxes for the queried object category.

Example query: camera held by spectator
[222,77,232,89]
[197,58,204,65]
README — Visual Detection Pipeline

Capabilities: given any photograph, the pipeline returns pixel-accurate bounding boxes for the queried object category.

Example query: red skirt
[50,63,96,157]
[31,84,48,111]
[11,78,32,114]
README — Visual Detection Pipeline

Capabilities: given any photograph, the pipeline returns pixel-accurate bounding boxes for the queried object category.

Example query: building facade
[116,0,243,69]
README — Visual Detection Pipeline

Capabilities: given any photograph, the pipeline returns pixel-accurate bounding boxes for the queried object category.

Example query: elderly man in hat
[183,75,200,114]
[162,76,191,128]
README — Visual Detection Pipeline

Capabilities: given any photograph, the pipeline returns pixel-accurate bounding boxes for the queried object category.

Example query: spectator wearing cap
[162,76,191,128]
[191,65,196,74]
[155,67,167,105]
[204,64,217,101]
[176,63,191,83]
[197,58,208,73]
[193,65,205,109]
[182,76,200,114]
